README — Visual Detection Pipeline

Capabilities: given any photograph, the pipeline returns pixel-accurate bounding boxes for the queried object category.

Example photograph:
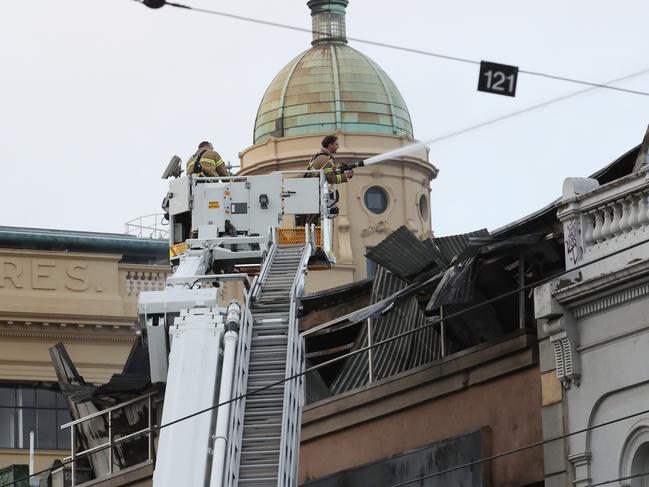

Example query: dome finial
[307,0,349,45]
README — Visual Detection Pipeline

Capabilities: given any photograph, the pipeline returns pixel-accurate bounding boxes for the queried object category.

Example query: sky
[1,0,648,237]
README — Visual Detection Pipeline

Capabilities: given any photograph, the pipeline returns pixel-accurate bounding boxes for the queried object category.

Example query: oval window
[419,194,429,220]
[364,186,388,214]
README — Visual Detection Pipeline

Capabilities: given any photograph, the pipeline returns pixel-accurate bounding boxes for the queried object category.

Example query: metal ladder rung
[233,244,307,486]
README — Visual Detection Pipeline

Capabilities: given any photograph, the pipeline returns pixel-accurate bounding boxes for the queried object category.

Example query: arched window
[631,443,649,486]
[364,186,388,214]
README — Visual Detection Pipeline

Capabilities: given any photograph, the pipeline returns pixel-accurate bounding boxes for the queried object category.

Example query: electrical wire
[9,233,649,487]
[132,0,649,98]
[372,66,649,151]
[390,406,649,486]
[590,470,649,487]
[2,7,644,487]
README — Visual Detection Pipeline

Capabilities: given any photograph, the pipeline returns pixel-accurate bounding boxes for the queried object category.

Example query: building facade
[0,227,168,474]
[535,142,649,486]
[239,0,437,291]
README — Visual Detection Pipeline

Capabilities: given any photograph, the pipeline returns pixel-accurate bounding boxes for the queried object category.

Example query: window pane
[0,386,15,407]
[57,410,72,450]
[20,387,35,408]
[0,408,16,448]
[36,389,56,408]
[37,409,57,450]
[364,187,387,214]
[21,409,36,449]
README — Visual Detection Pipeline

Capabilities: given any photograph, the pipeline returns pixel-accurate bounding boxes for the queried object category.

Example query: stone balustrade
[121,267,169,297]
[558,166,649,274]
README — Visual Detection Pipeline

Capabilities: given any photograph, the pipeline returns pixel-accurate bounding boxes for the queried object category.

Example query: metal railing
[60,392,157,486]
[223,280,255,487]
[124,214,169,239]
[277,242,311,485]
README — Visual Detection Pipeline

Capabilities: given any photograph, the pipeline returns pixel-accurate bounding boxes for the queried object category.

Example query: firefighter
[307,135,353,184]
[186,141,231,178]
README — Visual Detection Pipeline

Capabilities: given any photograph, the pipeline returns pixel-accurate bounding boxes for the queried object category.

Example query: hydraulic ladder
[226,244,309,487]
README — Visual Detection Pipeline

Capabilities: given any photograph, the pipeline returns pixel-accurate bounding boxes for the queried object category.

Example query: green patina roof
[253,1,414,144]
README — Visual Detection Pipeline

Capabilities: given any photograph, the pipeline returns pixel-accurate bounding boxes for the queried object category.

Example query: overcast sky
[1,0,648,237]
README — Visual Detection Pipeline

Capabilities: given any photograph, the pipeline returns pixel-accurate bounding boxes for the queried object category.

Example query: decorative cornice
[553,257,649,306]
[0,321,135,342]
[573,282,649,319]
[0,314,136,327]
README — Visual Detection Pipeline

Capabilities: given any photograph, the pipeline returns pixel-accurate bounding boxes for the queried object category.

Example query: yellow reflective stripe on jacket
[199,157,225,168]
[323,167,334,173]
[336,174,343,183]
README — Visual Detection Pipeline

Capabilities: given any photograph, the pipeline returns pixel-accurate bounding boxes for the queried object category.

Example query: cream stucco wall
[0,249,170,471]
[239,131,437,291]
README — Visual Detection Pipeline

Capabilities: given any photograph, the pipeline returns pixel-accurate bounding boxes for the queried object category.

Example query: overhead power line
[590,470,649,487]
[133,0,649,98]
[390,66,649,149]
[390,405,649,486]
[9,234,649,487]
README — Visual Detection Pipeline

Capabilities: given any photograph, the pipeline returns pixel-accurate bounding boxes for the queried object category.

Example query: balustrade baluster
[628,195,640,229]
[639,194,649,227]
[583,213,595,245]
[126,271,132,295]
[619,198,632,233]
[601,205,613,240]
[593,210,604,243]
[610,202,622,237]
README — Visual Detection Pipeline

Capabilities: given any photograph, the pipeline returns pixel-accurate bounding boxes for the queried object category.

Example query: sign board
[478,61,519,97]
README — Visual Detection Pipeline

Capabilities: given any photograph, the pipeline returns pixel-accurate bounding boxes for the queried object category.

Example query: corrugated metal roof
[301,277,373,313]
[433,229,489,266]
[426,257,477,311]
[366,226,443,280]
[330,267,445,394]
[365,226,492,281]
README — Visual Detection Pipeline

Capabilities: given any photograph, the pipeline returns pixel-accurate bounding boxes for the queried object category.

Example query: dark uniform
[186,148,230,177]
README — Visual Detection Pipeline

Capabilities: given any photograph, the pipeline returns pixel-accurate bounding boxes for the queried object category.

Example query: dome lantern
[307,0,349,45]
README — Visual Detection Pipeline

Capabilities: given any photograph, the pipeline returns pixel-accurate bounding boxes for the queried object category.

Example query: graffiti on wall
[565,219,583,265]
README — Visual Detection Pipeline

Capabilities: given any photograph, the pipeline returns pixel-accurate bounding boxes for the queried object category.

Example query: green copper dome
[253,1,414,144]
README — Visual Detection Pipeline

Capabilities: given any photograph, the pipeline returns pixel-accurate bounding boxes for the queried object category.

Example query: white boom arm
[137,170,334,487]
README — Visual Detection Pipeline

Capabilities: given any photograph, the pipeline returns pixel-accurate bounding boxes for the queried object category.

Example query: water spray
[362,138,434,166]
[336,138,434,173]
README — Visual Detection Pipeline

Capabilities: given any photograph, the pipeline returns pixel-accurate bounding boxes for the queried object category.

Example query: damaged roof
[365,226,490,282]
[303,223,563,400]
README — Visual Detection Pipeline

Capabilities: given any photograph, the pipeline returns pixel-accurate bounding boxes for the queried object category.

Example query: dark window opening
[364,186,388,214]
[0,384,71,450]
[419,194,428,220]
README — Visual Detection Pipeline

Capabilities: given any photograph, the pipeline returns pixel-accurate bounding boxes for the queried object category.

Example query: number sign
[478,61,519,97]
